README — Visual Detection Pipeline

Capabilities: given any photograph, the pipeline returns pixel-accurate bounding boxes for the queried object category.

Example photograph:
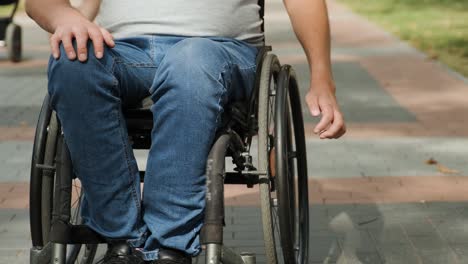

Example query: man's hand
[305,79,346,139]
[25,0,113,61]
[51,14,115,61]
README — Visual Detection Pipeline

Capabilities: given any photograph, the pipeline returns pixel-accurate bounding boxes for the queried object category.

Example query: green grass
[338,0,468,77]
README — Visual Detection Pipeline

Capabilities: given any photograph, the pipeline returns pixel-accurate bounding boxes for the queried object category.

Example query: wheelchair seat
[123,86,254,150]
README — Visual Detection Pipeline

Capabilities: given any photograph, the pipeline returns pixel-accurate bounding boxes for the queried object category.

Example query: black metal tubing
[30,94,52,247]
[200,133,231,244]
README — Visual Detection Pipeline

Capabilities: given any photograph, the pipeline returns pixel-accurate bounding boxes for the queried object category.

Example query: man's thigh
[49,36,158,108]
[150,36,258,104]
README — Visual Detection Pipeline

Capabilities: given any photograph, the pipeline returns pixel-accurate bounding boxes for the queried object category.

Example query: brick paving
[2,0,468,263]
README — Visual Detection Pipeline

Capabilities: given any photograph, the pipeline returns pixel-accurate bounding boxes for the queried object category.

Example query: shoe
[97,241,145,264]
[148,247,192,264]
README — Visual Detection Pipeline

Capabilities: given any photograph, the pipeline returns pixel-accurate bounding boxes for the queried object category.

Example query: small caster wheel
[6,23,22,62]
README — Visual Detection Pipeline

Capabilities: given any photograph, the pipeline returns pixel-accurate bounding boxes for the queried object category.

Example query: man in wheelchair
[26,0,346,263]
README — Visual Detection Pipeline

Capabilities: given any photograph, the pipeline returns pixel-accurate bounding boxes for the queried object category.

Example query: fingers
[50,34,60,59]
[88,28,104,59]
[74,29,89,62]
[308,92,346,139]
[306,93,320,117]
[50,24,114,61]
[100,28,115,48]
[308,98,320,116]
[319,110,346,139]
[61,32,76,60]
[314,103,333,134]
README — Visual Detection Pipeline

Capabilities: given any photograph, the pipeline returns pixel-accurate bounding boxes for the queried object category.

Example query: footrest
[50,220,106,244]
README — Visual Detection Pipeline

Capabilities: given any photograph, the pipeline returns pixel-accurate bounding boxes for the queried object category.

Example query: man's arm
[25,0,113,61]
[283,0,346,139]
[75,0,101,21]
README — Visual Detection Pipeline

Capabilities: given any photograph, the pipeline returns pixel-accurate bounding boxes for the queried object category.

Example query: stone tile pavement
[3,203,468,263]
[2,0,468,263]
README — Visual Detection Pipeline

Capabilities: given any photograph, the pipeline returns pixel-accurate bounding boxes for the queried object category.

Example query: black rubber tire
[6,23,22,62]
[30,94,53,247]
[274,65,309,264]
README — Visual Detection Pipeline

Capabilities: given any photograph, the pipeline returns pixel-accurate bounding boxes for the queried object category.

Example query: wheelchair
[29,3,309,264]
[29,50,309,264]
[0,0,22,62]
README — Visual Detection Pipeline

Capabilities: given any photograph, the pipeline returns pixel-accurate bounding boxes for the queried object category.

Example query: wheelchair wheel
[258,54,309,263]
[30,95,97,264]
[6,23,22,62]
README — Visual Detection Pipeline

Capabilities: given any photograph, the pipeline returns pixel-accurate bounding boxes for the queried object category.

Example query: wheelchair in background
[0,0,21,62]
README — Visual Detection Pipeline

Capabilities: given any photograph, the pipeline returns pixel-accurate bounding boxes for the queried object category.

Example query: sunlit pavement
[2,0,468,263]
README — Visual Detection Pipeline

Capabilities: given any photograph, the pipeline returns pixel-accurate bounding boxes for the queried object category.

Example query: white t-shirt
[96,0,264,46]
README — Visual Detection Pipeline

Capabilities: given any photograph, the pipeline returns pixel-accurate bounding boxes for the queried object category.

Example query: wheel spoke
[271,202,280,242]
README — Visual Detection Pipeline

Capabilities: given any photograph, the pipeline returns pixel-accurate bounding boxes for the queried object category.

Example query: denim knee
[152,38,230,106]
[47,41,117,109]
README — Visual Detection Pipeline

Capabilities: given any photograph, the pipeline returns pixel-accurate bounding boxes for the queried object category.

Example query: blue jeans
[47,35,258,260]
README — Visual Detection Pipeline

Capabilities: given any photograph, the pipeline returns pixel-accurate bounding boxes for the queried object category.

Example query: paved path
[1,0,468,263]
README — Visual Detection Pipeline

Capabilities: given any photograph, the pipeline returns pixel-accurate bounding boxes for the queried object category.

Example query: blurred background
[1,0,468,263]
